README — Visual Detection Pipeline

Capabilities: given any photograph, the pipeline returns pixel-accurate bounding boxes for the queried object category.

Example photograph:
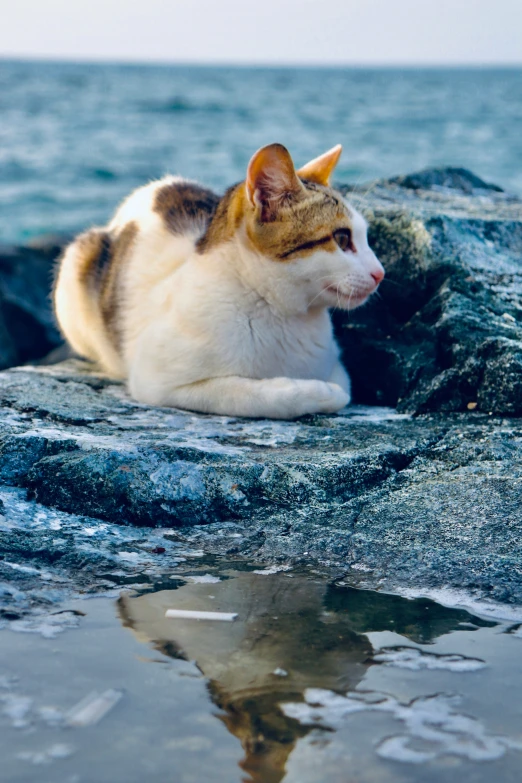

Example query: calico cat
[54,143,384,419]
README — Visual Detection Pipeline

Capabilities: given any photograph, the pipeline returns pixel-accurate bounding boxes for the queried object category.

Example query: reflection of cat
[118,574,490,783]
[54,144,384,419]
[119,574,371,783]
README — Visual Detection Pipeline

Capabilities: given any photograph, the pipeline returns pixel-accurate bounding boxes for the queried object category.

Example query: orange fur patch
[196,184,246,253]
[245,181,353,261]
[198,180,353,261]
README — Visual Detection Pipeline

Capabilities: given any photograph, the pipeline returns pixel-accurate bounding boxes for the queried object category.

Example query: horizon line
[1,54,522,70]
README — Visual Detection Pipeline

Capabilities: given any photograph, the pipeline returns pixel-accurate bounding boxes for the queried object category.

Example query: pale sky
[1,0,521,66]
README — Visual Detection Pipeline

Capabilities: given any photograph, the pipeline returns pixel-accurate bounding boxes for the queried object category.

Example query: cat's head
[239,143,384,313]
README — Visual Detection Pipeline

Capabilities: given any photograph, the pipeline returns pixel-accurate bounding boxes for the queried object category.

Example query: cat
[54,143,384,419]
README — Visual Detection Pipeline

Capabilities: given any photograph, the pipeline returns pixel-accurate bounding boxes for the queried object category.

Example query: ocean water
[0,60,521,244]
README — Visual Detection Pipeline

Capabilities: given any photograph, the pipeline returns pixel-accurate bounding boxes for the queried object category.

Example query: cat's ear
[245,144,303,221]
[296,144,342,186]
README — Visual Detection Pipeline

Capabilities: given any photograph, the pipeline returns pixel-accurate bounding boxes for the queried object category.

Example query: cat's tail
[53,228,127,378]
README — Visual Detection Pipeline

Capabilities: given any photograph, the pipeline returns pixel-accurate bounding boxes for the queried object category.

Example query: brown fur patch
[74,229,112,288]
[68,223,137,351]
[99,222,137,350]
[196,183,245,253]
[154,181,220,236]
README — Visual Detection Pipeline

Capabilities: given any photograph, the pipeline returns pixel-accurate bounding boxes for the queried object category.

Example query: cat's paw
[270,378,349,418]
[298,380,350,415]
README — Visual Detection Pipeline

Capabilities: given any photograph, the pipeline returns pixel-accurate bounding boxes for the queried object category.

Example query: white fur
[55,178,384,420]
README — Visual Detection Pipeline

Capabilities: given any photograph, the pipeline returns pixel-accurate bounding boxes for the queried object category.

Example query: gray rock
[0,361,521,608]
[387,166,504,194]
[336,168,522,414]
[0,241,65,369]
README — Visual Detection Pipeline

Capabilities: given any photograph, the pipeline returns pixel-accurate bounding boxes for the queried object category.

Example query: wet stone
[0,359,521,608]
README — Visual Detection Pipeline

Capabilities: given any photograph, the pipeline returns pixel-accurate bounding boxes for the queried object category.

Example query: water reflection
[118,572,494,783]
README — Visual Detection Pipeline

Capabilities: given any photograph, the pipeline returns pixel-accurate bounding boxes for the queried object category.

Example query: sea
[0,59,521,244]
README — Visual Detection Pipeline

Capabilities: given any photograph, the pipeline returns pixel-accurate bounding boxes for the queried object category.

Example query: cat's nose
[371,266,385,284]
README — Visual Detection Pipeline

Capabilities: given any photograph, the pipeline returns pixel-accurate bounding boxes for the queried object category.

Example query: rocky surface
[338,167,522,414]
[0,237,65,369]
[0,360,521,618]
[0,168,522,623]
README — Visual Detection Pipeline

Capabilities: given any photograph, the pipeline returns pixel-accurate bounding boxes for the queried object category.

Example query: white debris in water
[1,684,122,733]
[372,646,486,672]
[66,689,123,727]
[282,689,368,725]
[280,689,522,764]
[9,611,81,639]
[165,609,238,622]
[253,565,292,575]
[272,668,288,677]
[396,586,522,623]
[1,693,33,728]
[183,574,221,584]
[17,743,75,765]
[377,735,436,764]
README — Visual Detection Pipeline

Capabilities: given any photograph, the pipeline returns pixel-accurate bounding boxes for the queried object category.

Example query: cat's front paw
[298,380,350,416]
[271,378,349,418]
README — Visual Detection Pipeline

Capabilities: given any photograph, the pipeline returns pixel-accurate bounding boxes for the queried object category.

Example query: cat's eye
[334,228,354,252]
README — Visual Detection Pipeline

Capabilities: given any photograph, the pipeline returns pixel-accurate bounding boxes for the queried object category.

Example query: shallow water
[1,60,521,243]
[2,563,522,782]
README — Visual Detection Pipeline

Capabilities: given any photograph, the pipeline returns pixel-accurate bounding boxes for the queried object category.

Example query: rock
[0,361,521,607]
[0,240,65,369]
[387,167,504,194]
[336,168,522,414]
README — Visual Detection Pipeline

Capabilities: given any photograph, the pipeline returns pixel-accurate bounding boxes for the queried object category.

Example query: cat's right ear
[245,144,303,221]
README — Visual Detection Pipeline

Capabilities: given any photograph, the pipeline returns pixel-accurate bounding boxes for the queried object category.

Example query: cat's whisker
[350,179,380,211]
[342,173,365,200]
[381,278,404,289]
[308,290,325,308]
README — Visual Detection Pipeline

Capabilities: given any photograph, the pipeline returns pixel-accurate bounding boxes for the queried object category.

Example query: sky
[1,0,521,66]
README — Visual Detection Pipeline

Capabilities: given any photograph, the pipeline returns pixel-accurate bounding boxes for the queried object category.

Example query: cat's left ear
[296,144,342,186]
[245,143,304,221]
